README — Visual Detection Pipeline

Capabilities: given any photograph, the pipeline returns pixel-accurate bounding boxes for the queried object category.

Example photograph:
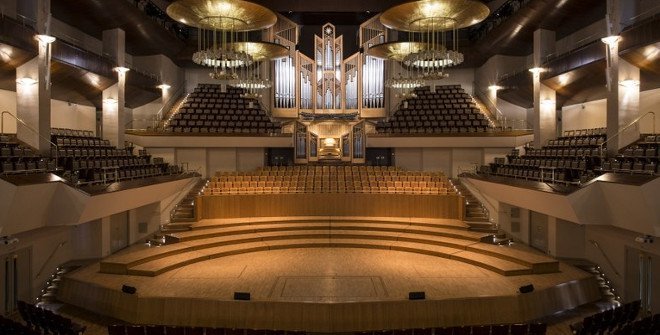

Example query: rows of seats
[165,84,281,135]
[0,315,39,335]
[569,300,657,335]
[17,300,86,335]
[205,165,453,195]
[51,128,177,184]
[0,134,57,174]
[486,129,609,184]
[600,134,659,174]
[108,322,547,335]
[376,85,495,134]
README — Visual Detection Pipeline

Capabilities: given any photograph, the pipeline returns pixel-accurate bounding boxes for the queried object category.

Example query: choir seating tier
[100,217,559,277]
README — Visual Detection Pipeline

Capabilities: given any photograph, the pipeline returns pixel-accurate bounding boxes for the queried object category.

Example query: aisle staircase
[145,178,208,246]
[450,178,511,245]
[35,264,83,306]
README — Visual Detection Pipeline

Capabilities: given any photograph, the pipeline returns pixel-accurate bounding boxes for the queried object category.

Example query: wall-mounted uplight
[35,34,56,44]
[157,84,171,90]
[601,35,621,46]
[488,85,503,91]
[541,98,555,106]
[103,98,118,104]
[528,67,545,75]
[16,77,38,85]
[619,79,640,88]
[113,66,130,74]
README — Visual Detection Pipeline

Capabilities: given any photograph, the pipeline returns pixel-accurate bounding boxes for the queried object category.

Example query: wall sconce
[601,35,621,46]
[103,98,118,104]
[16,78,38,85]
[113,67,130,74]
[541,98,555,106]
[528,67,545,75]
[157,84,171,90]
[35,34,56,44]
[488,85,503,91]
[619,79,640,88]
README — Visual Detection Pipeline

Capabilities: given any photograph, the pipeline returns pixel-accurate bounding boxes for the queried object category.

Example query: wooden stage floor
[60,246,601,332]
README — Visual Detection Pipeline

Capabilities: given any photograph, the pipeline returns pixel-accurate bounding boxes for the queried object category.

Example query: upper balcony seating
[600,134,659,175]
[488,128,607,184]
[375,85,495,135]
[205,165,454,195]
[0,134,57,175]
[51,128,179,185]
[165,84,282,135]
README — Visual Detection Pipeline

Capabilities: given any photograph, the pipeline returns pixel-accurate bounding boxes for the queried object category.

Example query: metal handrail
[155,84,186,127]
[599,111,656,160]
[589,239,620,277]
[473,85,532,131]
[35,241,67,279]
[1,111,59,165]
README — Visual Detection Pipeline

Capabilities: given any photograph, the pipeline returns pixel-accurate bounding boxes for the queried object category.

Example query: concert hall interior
[1,0,660,334]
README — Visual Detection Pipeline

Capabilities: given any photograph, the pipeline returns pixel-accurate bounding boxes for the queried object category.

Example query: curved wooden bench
[101,223,559,277]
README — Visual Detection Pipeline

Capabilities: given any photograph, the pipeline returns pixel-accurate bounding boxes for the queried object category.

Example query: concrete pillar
[604,0,642,156]
[102,84,124,148]
[15,0,52,155]
[532,29,556,148]
[102,29,127,148]
[606,58,641,155]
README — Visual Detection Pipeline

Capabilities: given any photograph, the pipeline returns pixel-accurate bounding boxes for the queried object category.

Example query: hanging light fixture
[379,0,489,84]
[167,0,278,82]
[369,41,427,97]
[229,41,289,98]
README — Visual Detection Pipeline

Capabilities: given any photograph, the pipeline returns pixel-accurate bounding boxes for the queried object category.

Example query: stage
[59,240,601,332]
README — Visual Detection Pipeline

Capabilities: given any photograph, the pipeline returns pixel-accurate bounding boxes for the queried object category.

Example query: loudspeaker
[121,285,136,294]
[408,291,425,300]
[519,284,534,294]
[233,292,251,301]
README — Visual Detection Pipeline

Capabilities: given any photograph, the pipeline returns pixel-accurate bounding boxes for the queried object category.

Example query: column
[532,29,557,148]
[102,29,127,149]
[604,0,642,156]
[15,0,52,155]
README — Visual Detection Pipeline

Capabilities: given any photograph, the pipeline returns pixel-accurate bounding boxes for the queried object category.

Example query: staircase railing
[599,111,656,160]
[154,83,186,129]
[1,111,59,165]
[473,85,531,131]
[589,239,620,277]
[35,241,67,279]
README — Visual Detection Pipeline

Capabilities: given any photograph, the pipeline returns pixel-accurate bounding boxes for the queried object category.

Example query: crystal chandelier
[379,0,489,84]
[167,0,278,82]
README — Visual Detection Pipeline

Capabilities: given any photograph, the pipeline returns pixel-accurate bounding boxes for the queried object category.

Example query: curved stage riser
[59,272,600,332]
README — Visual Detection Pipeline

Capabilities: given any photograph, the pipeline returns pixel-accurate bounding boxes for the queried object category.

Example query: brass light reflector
[229,41,290,61]
[379,0,490,32]
[367,42,431,62]
[166,0,277,31]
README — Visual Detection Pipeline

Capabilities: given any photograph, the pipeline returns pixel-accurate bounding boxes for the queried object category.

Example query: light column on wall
[15,0,55,155]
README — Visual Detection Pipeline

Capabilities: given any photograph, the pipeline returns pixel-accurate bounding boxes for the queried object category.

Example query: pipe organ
[269,18,386,163]
[271,20,387,118]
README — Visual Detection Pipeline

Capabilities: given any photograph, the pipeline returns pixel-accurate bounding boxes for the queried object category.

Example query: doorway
[529,211,548,253]
[1,248,32,315]
[625,247,659,314]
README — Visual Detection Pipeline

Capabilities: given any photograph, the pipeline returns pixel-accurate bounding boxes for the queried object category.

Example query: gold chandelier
[379,0,489,84]
[167,0,278,81]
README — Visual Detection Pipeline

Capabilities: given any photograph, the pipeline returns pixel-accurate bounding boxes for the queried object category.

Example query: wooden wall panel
[198,194,464,220]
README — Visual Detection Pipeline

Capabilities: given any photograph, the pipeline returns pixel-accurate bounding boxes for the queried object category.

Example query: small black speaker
[519,284,534,294]
[121,285,136,294]
[233,292,251,301]
[408,291,425,300]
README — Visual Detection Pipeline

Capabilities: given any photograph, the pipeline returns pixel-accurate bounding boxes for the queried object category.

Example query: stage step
[101,223,558,277]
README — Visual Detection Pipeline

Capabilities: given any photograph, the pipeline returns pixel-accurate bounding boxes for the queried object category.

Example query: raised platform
[99,217,559,277]
[60,244,600,332]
